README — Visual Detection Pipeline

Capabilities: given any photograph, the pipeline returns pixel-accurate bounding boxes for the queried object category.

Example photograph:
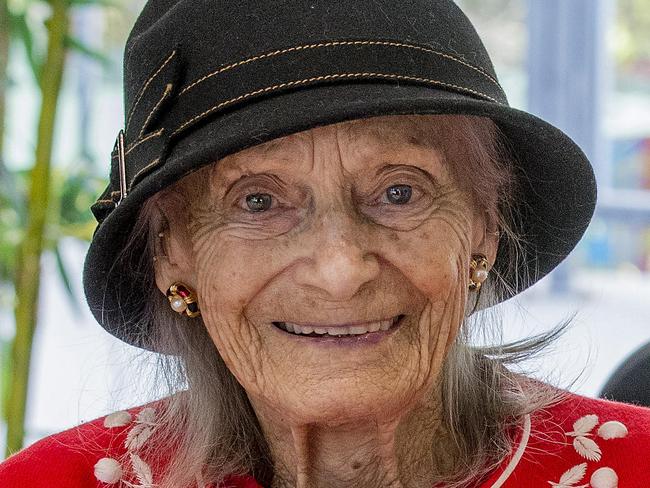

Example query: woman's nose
[293,208,381,302]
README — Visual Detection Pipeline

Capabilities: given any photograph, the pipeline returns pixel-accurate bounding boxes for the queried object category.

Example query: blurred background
[0,0,649,459]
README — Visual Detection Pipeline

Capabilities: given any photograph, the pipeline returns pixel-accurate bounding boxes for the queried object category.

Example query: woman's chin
[272,383,415,425]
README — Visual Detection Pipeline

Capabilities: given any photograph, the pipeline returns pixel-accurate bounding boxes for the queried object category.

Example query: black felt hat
[83,0,597,351]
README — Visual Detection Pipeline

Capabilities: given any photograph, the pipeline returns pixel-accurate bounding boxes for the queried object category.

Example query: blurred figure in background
[601,342,650,406]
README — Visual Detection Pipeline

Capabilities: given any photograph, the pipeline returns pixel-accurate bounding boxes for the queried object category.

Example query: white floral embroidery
[124,422,154,451]
[94,406,158,487]
[125,407,158,451]
[104,410,133,428]
[548,413,628,488]
[573,436,602,462]
[566,415,602,461]
[568,415,599,437]
[128,452,154,488]
[136,407,157,426]
[590,467,618,488]
[597,421,628,440]
[94,457,123,484]
[548,462,588,487]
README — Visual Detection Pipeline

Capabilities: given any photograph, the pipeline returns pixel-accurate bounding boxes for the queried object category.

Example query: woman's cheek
[191,227,282,386]
[394,233,462,299]
[392,208,470,351]
[199,282,267,390]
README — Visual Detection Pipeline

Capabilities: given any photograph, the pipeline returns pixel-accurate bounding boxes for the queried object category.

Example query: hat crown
[123,0,502,120]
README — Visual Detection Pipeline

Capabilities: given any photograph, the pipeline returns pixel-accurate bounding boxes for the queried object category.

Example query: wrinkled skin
[153,115,498,487]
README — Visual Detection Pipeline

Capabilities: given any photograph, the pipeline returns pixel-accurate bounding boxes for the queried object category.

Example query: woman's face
[156,114,497,424]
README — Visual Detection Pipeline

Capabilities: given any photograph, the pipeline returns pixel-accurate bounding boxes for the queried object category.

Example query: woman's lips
[272,315,405,342]
[279,316,399,329]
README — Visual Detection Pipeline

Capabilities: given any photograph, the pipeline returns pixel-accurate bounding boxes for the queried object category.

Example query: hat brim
[83,81,596,351]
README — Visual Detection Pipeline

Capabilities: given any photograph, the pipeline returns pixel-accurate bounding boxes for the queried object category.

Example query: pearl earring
[469,254,489,292]
[166,282,201,318]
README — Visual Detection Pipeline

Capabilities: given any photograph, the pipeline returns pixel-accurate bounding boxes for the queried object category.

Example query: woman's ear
[150,190,198,296]
[471,209,500,267]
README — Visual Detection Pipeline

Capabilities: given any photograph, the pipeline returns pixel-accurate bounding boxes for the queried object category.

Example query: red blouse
[1,391,649,487]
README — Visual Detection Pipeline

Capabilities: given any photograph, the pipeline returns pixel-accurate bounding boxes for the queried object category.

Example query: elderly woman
[2,1,650,487]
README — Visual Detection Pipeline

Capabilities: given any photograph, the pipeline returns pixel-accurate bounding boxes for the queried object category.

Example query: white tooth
[283,320,395,336]
[379,320,392,331]
[349,325,369,335]
[326,326,351,336]
[287,323,302,334]
[367,322,381,333]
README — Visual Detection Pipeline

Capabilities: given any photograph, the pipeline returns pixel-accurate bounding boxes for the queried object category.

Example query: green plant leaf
[53,243,81,314]
[8,11,42,84]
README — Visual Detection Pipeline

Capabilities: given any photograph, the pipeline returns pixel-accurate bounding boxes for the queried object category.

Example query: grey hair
[112,114,569,488]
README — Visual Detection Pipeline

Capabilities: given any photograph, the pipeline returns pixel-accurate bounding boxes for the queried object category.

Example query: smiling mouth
[272,315,405,338]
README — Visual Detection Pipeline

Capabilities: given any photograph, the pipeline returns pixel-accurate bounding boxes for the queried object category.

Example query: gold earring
[166,282,201,318]
[469,254,489,292]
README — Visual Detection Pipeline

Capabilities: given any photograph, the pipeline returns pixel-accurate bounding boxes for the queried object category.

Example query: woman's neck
[250,382,458,488]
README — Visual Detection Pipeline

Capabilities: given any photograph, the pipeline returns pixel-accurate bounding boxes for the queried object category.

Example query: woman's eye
[244,193,274,213]
[237,184,419,214]
[383,184,413,205]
